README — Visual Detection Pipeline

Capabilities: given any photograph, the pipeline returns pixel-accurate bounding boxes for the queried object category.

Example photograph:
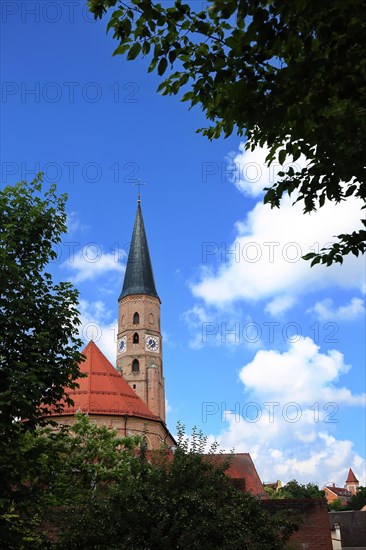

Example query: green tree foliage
[0,414,142,548]
[0,175,84,545]
[274,479,325,499]
[328,498,344,511]
[0,175,84,433]
[88,0,366,265]
[10,415,298,549]
[327,487,366,511]
[345,486,366,511]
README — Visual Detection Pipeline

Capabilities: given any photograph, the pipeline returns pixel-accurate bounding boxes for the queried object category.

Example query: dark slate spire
[119,203,159,300]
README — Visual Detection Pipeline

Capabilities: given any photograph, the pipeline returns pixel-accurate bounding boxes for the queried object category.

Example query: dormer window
[132,359,139,372]
[133,312,139,325]
[133,332,139,344]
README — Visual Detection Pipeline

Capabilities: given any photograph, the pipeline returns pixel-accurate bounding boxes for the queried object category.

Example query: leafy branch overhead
[88,0,366,265]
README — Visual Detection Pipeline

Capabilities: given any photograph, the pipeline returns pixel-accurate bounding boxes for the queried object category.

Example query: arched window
[133,312,139,324]
[132,359,139,372]
[133,332,139,344]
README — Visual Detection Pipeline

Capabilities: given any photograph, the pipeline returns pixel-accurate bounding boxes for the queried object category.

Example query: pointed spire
[346,468,359,483]
[119,203,159,300]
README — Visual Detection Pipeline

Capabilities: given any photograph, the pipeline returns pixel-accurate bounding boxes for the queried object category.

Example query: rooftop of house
[329,511,366,547]
[146,450,266,498]
[206,453,267,498]
[325,485,353,498]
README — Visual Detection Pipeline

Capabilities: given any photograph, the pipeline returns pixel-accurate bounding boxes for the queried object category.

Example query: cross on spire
[133,179,145,203]
[88,325,97,341]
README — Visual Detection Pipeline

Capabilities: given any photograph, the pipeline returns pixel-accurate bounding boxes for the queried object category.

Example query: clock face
[117,336,127,354]
[145,335,159,352]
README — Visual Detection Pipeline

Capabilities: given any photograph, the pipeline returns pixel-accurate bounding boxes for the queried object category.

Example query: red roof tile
[48,341,159,421]
[346,468,359,483]
[146,450,266,498]
[206,453,266,498]
[325,486,352,498]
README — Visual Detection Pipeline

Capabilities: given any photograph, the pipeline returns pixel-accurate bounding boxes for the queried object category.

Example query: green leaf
[127,42,141,60]
[278,149,287,165]
[182,91,195,102]
[112,43,130,56]
[310,256,321,266]
[158,57,168,76]
[142,41,150,55]
[345,184,357,197]
[168,50,176,64]
[106,17,117,34]
[148,58,157,73]
[292,148,301,161]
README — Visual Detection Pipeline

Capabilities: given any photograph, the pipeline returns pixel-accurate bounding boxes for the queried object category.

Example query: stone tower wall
[117,294,166,422]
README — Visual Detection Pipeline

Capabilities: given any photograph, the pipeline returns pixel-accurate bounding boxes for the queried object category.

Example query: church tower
[116,199,166,422]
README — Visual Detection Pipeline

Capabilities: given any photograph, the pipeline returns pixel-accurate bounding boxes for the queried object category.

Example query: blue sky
[1,1,365,487]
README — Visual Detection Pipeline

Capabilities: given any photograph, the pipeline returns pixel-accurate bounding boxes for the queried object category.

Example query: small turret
[345,468,359,495]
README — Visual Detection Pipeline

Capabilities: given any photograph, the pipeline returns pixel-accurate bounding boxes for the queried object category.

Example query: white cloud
[161,330,177,349]
[227,142,308,197]
[66,211,90,235]
[217,416,366,486]
[181,304,257,349]
[192,143,365,310]
[208,338,366,486]
[78,299,117,363]
[165,398,173,416]
[239,337,365,406]
[192,194,364,308]
[307,297,365,322]
[181,305,212,349]
[62,246,126,283]
[265,295,297,316]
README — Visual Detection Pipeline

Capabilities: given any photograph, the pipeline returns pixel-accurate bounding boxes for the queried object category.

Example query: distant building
[345,468,360,495]
[263,480,282,494]
[324,469,360,506]
[325,484,354,506]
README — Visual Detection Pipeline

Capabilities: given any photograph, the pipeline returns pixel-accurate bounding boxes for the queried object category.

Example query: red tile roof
[346,468,359,483]
[146,451,266,498]
[206,453,266,498]
[325,486,353,498]
[48,341,159,421]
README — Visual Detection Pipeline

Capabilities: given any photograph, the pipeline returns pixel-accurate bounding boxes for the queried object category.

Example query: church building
[48,197,175,450]
[47,197,267,500]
